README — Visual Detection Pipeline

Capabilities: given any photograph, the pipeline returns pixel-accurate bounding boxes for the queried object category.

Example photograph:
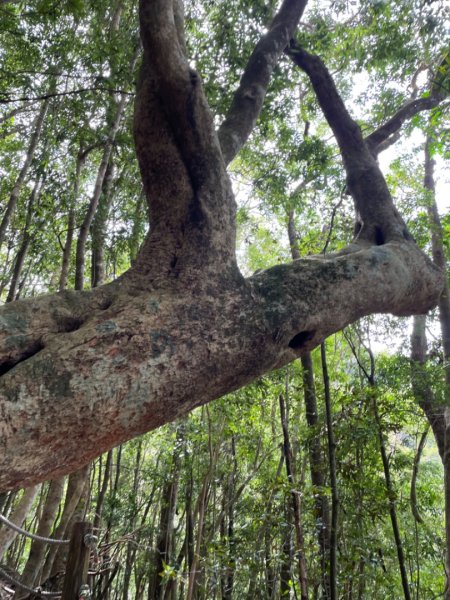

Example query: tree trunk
[93,450,113,531]
[74,99,126,290]
[288,208,331,596]
[320,342,338,600]
[422,133,450,598]
[91,160,116,288]
[0,485,40,560]
[6,177,42,303]
[148,425,183,600]
[0,98,49,249]
[279,392,309,599]
[40,466,90,585]
[410,427,429,525]
[279,501,293,599]
[75,47,138,291]
[121,440,143,600]
[372,391,411,600]
[14,478,65,598]
[59,148,86,292]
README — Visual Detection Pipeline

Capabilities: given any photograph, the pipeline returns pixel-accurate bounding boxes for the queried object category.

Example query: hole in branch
[288,330,315,350]
[0,340,45,377]
[375,227,385,246]
[100,298,113,311]
[58,317,84,333]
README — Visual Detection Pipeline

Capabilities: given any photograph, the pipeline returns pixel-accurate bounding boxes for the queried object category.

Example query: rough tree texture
[0,0,444,491]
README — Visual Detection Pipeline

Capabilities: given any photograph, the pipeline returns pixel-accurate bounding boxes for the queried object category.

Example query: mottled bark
[0,1,445,492]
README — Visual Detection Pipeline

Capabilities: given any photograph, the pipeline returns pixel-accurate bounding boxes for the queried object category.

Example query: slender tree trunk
[15,478,65,598]
[121,440,143,600]
[186,471,209,600]
[149,426,184,600]
[372,391,411,600]
[220,438,237,600]
[301,352,331,596]
[288,208,331,597]
[424,135,450,598]
[279,391,309,600]
[59,148,87,292]
[94,450,113,531]
[279,501,293,598]
[91,160,116,287]
[348,333,411,600]
[6,177,43,303]
[129,191,146,263]
[0,98,50,249]
[75,48,138,291]
[0,485,40,560]
[320,343,338,600]
[186,413,220,600]
[410,427,429,525]
[40,466,90,584]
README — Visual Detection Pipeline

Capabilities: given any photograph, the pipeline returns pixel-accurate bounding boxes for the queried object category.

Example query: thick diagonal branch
[286,43,411,245]
[218,0,308,165]
[0,236,443,491]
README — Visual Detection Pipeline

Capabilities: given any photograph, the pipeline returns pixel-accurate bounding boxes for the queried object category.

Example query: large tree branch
[0,1,445,494]
[0,238,442,491]
[286,43,412,245]
[218,0,308,165]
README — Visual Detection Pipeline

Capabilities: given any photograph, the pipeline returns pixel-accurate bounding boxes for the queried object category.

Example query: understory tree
[0,0,448,501]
